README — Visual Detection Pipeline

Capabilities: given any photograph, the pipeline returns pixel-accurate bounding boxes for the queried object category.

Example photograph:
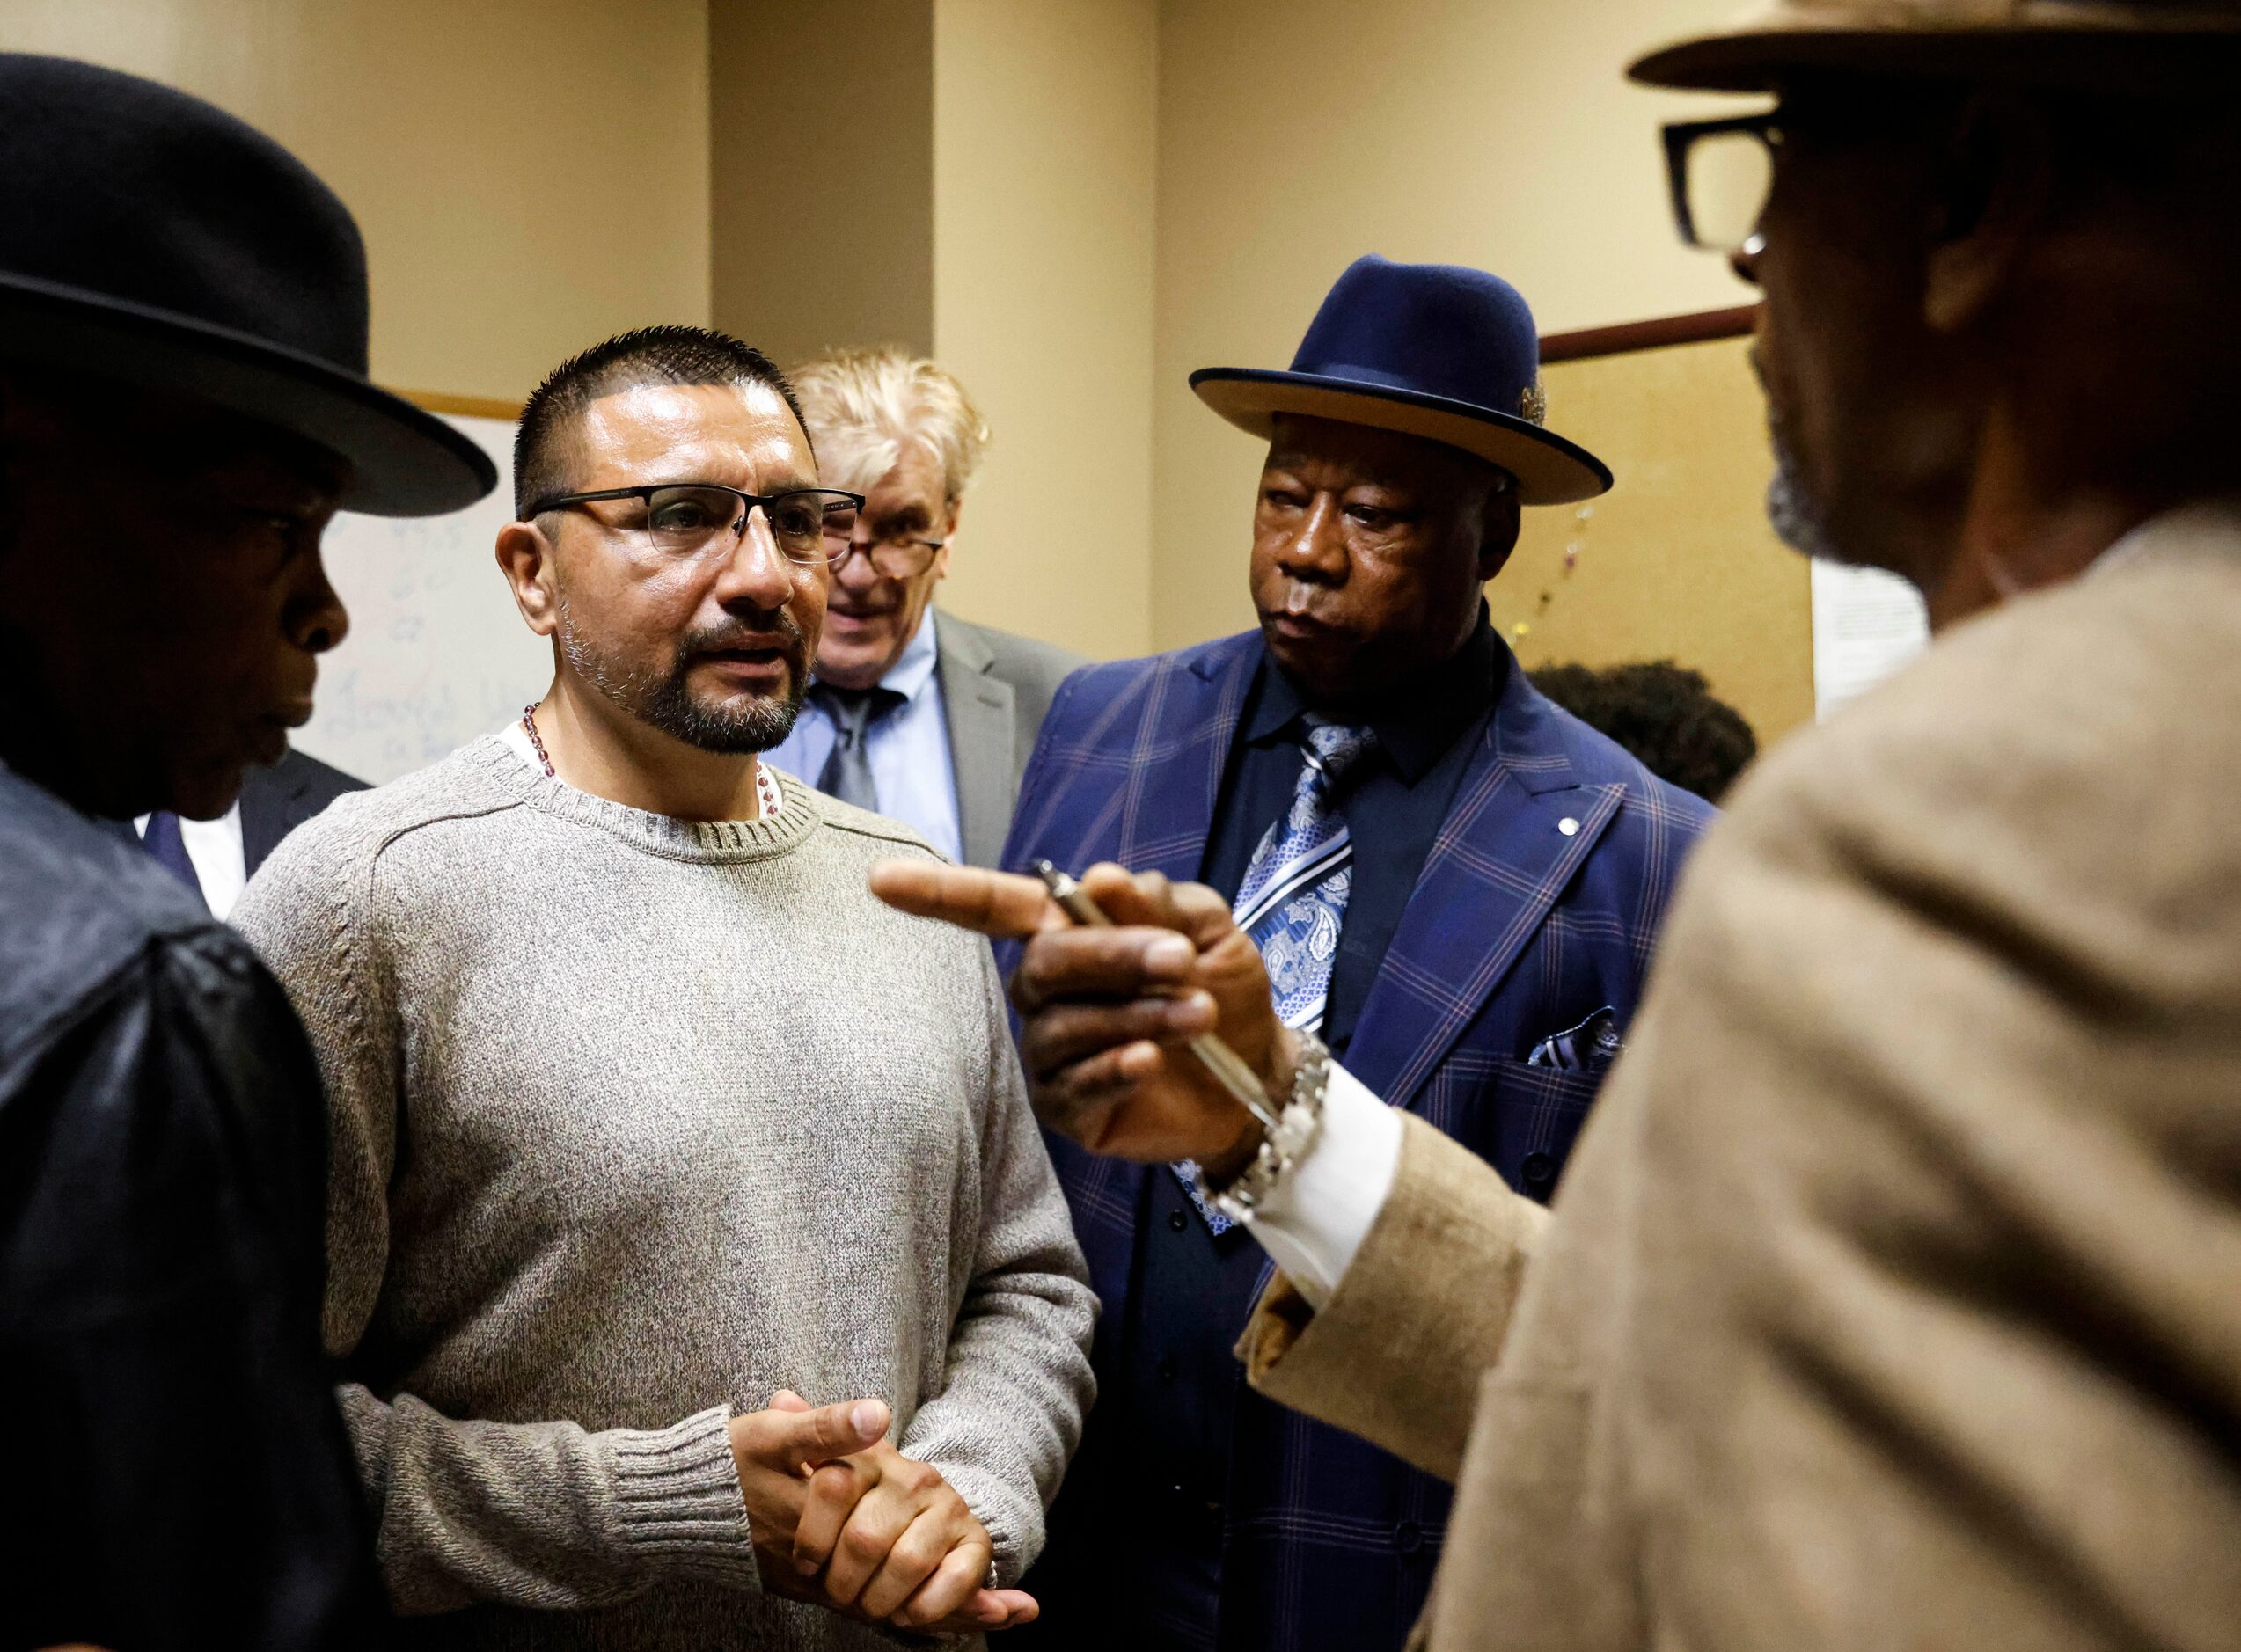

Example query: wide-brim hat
[1191,255,1612,507]
[0,55,494,517]
[1630,1,2241,92]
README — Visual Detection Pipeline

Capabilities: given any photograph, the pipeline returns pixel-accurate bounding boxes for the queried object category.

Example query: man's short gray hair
[790,346,990,503]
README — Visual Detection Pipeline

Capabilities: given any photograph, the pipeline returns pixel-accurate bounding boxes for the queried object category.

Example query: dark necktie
[811,683,907,811]
[140,809,209,909]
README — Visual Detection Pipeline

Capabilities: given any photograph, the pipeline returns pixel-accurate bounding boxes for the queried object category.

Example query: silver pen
[1032,860,1283,1136]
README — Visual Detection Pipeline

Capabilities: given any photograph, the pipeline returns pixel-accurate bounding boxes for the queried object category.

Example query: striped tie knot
[1277,720,1374,836]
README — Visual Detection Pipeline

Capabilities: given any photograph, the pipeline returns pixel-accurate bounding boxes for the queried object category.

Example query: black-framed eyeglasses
[821,513,948,581]
[525,483,865,566]
[1663,112,1783,253]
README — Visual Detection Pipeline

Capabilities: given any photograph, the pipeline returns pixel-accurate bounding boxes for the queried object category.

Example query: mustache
[682,609,808,659]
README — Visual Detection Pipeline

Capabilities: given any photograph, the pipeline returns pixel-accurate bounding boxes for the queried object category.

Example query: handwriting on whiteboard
[298,415,553,783]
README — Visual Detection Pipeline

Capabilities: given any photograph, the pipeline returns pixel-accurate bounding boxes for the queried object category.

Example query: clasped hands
[729,1393,1032,1634]
[725,864,1277,1636]
[868,859,1298,1178]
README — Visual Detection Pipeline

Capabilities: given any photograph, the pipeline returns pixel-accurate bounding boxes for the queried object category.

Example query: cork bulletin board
[1494,312,1817,746]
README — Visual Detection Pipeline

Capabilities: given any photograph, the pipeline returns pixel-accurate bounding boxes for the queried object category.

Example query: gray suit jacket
[934,609,1085,867]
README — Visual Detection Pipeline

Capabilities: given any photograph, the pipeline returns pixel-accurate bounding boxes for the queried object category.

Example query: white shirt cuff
[1239,1061,1402,1311]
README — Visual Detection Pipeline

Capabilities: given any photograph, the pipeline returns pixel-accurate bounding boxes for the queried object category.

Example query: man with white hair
[767,347,1083,866]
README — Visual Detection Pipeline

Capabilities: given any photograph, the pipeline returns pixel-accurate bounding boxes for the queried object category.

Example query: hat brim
[1190,369,1612,506]
[0,274,496,517]
[1629,15,2241,93]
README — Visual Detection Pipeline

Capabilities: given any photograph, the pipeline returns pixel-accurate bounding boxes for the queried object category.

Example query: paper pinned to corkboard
[1809,559,1929,721]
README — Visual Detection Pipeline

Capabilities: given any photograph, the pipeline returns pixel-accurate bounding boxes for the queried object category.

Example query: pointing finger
[869,859,1065,937]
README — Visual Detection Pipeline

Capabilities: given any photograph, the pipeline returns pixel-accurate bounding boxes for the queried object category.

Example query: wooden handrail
[393,387,527,420]
[390,303,1763,423]
[1540,304,1756,364]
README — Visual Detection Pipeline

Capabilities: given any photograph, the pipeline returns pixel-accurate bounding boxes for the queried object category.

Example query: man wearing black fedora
[0,54,495,1651]
[991,255,1715,1651]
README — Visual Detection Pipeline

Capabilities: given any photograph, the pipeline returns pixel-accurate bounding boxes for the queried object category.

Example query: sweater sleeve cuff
[925,1459,1029,1586]
[604,1406,761,1589]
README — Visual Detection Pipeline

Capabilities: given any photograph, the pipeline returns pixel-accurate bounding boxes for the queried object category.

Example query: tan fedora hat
[1631,1,2241,92]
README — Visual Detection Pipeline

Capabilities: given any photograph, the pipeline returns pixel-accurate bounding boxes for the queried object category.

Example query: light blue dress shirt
[767,610,964,863]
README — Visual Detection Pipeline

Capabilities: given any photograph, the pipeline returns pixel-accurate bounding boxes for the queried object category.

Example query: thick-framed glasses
[1664,113,1783,253]
[821,518,948,580]
[525,483,865,566]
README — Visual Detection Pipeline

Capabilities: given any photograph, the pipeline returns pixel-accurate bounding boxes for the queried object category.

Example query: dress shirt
[765,610,963,862]
[134,803,247,920]
[1111,614,1506,1643]
[1240,1063,1402,1311]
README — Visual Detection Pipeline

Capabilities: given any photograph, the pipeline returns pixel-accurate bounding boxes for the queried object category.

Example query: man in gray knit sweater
[234,327,1096,1649]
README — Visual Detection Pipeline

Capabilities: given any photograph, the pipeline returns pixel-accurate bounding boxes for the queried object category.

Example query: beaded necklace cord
[520,703,783,820]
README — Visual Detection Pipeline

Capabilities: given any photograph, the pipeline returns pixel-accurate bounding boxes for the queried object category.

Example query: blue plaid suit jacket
[1000,630,1716,1652]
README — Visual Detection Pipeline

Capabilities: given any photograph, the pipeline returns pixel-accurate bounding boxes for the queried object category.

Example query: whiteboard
[1810,559,1929,722]
[298,415,553,784]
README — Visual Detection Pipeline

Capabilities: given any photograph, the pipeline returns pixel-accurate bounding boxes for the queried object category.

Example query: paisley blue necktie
[1176,719,1377,1232]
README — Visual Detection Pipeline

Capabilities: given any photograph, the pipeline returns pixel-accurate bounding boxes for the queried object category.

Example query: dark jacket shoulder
[260,746,366,811]
[1518,676,1720,822]
[239,745,369,879]
[0,764,243,1084]
[0,759,376,1651]
[1021,631,1251,757]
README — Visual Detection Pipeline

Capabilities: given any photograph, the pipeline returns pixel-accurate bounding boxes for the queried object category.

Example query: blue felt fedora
[1190,255,1611,506]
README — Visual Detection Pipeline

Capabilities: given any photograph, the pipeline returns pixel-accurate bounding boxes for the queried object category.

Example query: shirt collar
[1245,606,1505,785]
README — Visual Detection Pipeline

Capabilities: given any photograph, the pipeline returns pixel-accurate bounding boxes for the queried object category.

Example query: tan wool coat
[1241,502,2241,1649]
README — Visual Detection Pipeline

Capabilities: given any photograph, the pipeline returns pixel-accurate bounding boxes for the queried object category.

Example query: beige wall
[2,0,711,402]
[8,0,1807,727]
[712,0,934,370]
[1152,0,1771,658]
[1506,340,1813,742]
[710,0,1159,663]
[931,0,1158,662]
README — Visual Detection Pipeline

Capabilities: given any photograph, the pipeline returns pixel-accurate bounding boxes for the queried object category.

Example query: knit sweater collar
[463,734,822,865]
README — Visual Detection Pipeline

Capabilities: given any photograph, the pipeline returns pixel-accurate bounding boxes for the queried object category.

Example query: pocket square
[1527,1005,1622,1074]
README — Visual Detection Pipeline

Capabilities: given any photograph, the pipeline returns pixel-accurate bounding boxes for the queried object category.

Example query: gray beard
[1766,430,1847,564]
[556,594,805,755]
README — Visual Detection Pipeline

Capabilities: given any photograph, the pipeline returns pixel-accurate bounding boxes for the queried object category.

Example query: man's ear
[1922,94,2056,336]
[1476,479,1523,582]
[495,518,560,639]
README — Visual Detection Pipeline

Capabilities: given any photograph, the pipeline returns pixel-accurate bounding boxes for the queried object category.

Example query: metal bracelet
[1203,1033,1331,1224]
